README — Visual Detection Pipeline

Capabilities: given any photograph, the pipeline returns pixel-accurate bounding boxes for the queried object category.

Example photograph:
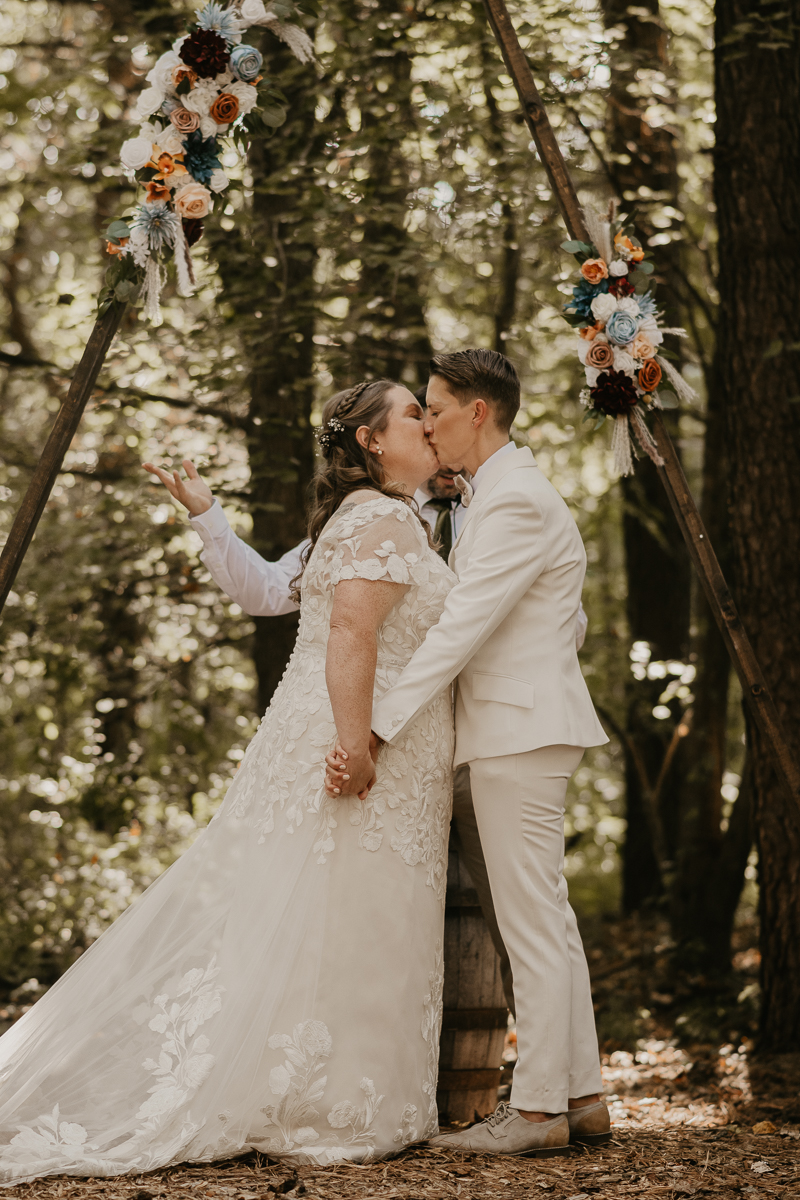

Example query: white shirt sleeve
[188,500,305,616]
[576,601,588,651]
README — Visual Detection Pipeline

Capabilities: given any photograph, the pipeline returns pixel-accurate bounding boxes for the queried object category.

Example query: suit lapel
[448,446,537,571]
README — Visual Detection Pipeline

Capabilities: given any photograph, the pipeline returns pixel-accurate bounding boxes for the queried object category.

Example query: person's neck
[382,475,424,499]
[461,430,511,478]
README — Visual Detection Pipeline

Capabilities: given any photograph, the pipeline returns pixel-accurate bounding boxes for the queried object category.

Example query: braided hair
[290,378,432,601]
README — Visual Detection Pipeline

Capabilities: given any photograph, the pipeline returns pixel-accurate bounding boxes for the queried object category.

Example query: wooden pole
[0,301,126,614]
[482,0,800,817]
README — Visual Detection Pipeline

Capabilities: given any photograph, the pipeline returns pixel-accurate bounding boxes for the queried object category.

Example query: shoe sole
[427,1143,573,1158]
[570,1131,612,1146]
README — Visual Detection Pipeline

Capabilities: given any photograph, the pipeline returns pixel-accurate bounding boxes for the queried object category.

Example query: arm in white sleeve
[372,487,549,743]
[576,600,588,650]
[189,500,305,616]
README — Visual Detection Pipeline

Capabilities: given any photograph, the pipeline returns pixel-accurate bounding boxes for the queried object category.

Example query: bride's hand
[143,458,214,517]
[324,744,376,800]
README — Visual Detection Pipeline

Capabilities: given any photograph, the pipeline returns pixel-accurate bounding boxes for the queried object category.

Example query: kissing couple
[0,349,610,1181]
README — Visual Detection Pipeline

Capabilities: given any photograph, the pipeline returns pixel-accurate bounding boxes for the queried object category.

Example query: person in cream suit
[326,349,611,1157]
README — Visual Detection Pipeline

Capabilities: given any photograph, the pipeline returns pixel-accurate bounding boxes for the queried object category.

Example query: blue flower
[195,2,242,47]
[605,310,639,346]
[182,130,222,185]
[565,276,609,321]
[230,43,263,82]
[636,292,658,318]
[132,201,181,253]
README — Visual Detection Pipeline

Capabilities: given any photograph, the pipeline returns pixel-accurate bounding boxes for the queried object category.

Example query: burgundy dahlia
[182,218,205,247]
[179,29,230,79]
[608,276,636,299]
[590,369,639,416]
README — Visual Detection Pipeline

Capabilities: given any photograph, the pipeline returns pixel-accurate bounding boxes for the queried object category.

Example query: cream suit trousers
[469,745,603,1113]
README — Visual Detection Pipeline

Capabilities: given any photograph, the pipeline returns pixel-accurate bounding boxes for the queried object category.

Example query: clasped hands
[324,732,383,800]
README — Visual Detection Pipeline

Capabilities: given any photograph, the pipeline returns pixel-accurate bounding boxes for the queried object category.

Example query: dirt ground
[5,915,800,1200]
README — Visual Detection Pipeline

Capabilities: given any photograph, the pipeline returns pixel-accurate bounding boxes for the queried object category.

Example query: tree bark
[714,0,800,1046]
[210,38,319,713]
[600,0,692,909]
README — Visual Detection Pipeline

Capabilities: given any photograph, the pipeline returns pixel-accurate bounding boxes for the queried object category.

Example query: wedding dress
[0,496,456,1183]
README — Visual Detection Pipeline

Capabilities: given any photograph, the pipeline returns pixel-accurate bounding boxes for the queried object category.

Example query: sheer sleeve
[322,497,429,588]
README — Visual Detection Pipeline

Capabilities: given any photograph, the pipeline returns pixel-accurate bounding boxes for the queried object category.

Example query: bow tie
[454,475,473,508]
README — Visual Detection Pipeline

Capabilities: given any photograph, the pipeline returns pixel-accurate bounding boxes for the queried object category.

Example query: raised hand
[143,458,214,517]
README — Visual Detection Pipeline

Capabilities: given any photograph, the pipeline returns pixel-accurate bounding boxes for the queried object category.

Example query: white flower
[228,79,259,115]
[638,314,664,346]
[617,296,640,317]
[172,35,188,53]
[609,260,628,277]
[590,293,617,322]
[214,68,234,87]
[327,1101,357,1129]
[120,136,153,171]
[136,86,166,118]
[200,115,219,138]
[146,50,181,92]
[159,128,186,156]
[183,80,218,117]
[241,0,271,22]
[612,349,636,375]
[294,1127,320,1144]
[584,366,600,388]
[299,1019,332,1057]
[209,168,229,192]
[269,1064,292,1096]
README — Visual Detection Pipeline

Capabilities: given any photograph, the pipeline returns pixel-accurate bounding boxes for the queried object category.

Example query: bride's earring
[374,444,384,456]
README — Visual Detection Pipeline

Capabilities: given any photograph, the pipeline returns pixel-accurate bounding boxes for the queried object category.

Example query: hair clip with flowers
[316,416,346,451]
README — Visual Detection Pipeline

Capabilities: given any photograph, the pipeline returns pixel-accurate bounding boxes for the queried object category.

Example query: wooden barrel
[437,836,509,1123]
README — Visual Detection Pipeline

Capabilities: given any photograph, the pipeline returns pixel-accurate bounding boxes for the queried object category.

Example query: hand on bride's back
[143,458,214,517]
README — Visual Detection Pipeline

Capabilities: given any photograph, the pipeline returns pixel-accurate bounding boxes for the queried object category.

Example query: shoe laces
[484,1102,513,1128]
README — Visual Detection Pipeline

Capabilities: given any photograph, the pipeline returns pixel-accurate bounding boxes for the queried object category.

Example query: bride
[0,379,457,1181]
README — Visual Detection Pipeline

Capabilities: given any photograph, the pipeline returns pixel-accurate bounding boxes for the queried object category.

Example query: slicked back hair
[429,349,520,431]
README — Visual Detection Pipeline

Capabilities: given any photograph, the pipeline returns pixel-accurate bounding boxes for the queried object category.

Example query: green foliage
[0,0,724,994]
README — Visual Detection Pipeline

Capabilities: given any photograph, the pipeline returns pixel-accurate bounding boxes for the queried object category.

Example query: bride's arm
[144,458,303,616]
[326,577,408,798]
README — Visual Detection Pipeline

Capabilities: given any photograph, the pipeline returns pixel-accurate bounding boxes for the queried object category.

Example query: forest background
[1,0,799,1059]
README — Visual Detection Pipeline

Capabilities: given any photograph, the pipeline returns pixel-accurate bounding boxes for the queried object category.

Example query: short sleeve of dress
[323,497,429,588]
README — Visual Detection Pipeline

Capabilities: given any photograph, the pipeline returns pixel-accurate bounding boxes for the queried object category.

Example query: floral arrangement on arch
[100,0,313,324]
[562,208,696,475]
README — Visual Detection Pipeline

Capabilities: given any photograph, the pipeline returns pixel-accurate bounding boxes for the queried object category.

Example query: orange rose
[579,321,604,341]
[106,238,128,255]
[586,341,614,371]
[172,64,198,89]
[580,258,608,285]
[145,181,171,203]
[209,92,240,125]
[614,232,645,264]
[631,333,655,360]
[638,359,662,393]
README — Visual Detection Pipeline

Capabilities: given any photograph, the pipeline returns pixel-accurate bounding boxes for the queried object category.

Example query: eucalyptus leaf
[561,240,593,255]
[658,391,679,409]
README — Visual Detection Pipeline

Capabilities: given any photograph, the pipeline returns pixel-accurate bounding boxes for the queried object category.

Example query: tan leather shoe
[567,1099,612,1145]
[428,1103,571,1158]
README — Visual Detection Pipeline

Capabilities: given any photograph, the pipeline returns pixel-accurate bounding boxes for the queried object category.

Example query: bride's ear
[355,425,372,452]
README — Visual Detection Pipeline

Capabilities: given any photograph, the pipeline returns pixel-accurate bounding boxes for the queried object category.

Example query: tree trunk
[714,0,800,1047]
[600,0,692,909]
[341,0,431,385]
[211,37,319,712]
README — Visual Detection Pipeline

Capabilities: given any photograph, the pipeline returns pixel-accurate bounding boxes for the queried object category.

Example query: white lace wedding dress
[0,496,456,1183]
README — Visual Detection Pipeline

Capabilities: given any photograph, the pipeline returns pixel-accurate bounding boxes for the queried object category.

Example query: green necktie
[427,498,455,561]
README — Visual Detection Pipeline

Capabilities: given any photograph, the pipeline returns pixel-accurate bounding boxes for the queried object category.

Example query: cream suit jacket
[371,446,608,766]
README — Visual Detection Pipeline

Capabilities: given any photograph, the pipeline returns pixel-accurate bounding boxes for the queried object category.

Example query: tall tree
[600,0,692,910]
[209,35,320,713]
[714,0,800,1045]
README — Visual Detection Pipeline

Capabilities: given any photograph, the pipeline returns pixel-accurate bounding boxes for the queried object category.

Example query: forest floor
[6,914,800,1200]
